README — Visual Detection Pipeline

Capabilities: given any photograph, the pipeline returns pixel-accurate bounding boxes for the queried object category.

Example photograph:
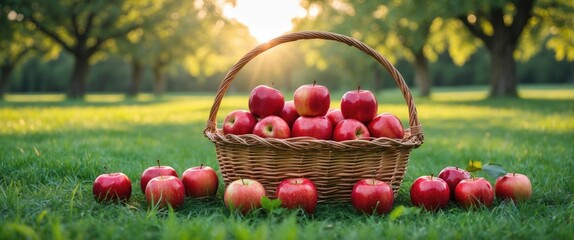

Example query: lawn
[1,84,573,239]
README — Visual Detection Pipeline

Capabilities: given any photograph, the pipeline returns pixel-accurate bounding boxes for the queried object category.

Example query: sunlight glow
[223,0,307,43]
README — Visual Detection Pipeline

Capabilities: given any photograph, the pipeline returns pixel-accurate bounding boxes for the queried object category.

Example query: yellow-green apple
[224,178,266,215]
[145,175,185,209]
[341,87,377,123]
[223,110,258,135]
[351,179,394,215]
[438,166,471,199]
[140,160,178,193]
[495,173,532,203]
[326,109,344,127]
[333,119,370,141]
[279,100,300,127]
[293,82,330,117]
[455,177,494,209]
[291,116,332,140]
[93,171,132,203]
[275,178,318,214]
[252,116,291,138]
[249,85,285,118]
[181,164,219,198]
[367,113,404,139]
[410,175,450,211]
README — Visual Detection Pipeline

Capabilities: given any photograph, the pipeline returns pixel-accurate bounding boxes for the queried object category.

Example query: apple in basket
[368,113,405,139]
[438,166,471,199]
[252,116,291,139]
[224,178,266,215]
[140,160,179,193]
[223,110,258,135]
[495,173,532,203]
[249,84,285,118]
[325,108,344,127]
[341,87,378,123]
[455,177,494,209]
[333,119,370,141]
[279,100,300,127]
[276,178,318,214]
[410,175,450,211]
[293,81,330,117]
[145,175,186,209]
[93,168,132,203]
[351,179,394,215]
[181,164,219,198]
[291,116,332,140]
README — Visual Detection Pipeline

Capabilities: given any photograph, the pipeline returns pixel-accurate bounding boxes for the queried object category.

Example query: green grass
[1,84,574,239]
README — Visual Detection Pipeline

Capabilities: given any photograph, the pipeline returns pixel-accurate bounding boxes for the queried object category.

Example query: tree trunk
[413,49,431,98]
[487,40,518,98]
[127,58,144,98]
[68,54,90,99]
[0,65,14,100]
[152,65,166,96]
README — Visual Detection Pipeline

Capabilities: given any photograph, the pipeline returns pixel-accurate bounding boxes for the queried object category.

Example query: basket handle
[205,31,423,143]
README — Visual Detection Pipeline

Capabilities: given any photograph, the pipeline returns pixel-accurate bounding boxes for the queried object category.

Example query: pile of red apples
[223,82,404,141]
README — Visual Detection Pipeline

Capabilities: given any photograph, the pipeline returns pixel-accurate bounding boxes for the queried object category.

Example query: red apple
[340,87,378,123]
[223,110,258,135]
[249,85,285,118]
[279,100,300,127]
[275,178,318,214]
[325,109,344,127]
[291,116,332,140]
[333,119,370,141]
[410,175,450,211]
[351,179,394,215]
[181,164,219,198]
[495,173,532,203]
[224,178,266,215]
[252,116,291,138]
[293,81,330,117]
[455,177,494,209]
[438,166,471,199]
[93,170,132,203]
[368,113,405,139]
[140,160,179,193]
[145,175,186,209]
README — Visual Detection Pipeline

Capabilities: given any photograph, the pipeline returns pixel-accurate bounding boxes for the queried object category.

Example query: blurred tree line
[1,0,573,100]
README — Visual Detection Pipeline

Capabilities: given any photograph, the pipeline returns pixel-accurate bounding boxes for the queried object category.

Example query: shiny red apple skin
[275,178,318,214]
[495,173,532,203]
[368,113,404,139]
[340,89,378,123]
[351,179,394,215]
[325,109,344,127]
[224,178,266,215]
[291,116,332,140]
[333,119,370,141]
[279,100,300,127]
[438,166,471,199]
[140,165,178,193]
[410,175,450,211]
[181,165,219,198]
[249,85,285,118]
[223,110,258,135]
[93,172,132,203]
[145,176,186,209]
[252,116,291,139]
[293,83,330,117]
[455,177,494,209]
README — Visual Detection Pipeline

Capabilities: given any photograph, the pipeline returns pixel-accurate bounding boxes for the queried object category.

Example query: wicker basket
[204,31,424,202]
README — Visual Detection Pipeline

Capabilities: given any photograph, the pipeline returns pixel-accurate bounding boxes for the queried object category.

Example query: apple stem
[513,172,516,177]
[240,177,245,185]
[357,85,361,92]
[156,159,161,168]
[104,166,110,176]
[430,174,433,180]
[313,80,316,87]
[200,163,204,169]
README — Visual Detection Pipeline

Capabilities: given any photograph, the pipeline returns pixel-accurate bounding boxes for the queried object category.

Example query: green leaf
[482,163,507,179]
[260,196,282,212]
[389,205,420,221]
[466,160,483,172]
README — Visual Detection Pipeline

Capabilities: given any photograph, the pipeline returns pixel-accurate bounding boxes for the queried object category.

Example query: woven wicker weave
[204,31,424,202]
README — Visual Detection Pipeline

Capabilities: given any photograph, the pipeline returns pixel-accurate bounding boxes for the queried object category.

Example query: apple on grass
[495,173,532,203]
[340,87,378,123]
[252,116,291,139]
[224,178,266,215]
[368,113,405,139]
[223,110,258,135]
[291,116,332,140]
[455,177,494,209]
[93,168,132,203]
[145,175,186,209]
[410,175,450,211]
[351,179,394,215]
[279,100,300,127]
[293,81,330,117]
[140,160,178,193]
[333,119,370,141]
[275,178,318,214]
[249,84,285,118]
[438,166,471,199]
[325,109,344,127]
[182,164,219,198]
